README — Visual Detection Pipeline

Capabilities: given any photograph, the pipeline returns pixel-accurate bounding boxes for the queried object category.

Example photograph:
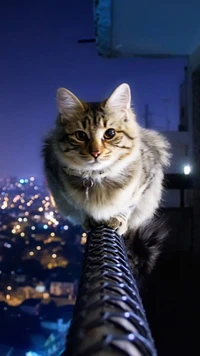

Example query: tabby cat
[42,83,171,280]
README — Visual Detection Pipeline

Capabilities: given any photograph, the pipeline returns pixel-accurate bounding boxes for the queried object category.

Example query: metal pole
[63,226,157,356]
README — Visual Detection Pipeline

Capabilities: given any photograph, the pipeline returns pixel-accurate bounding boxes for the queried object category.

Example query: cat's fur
[123,214,168,284]
[42,83,171,279]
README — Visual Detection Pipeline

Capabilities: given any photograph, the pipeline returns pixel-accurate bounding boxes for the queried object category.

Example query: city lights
[184,165,191,175]
[35,285,45,293]
[1,201,8,209]
[0,175,77,326]
[81,232,87,245]
[4,242,11,248]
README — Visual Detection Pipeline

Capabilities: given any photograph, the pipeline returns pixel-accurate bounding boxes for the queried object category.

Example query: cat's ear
[57,88,84,119]
[105,83,131,112]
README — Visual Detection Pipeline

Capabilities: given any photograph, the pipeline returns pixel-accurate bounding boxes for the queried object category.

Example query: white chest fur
[67,173,142,221]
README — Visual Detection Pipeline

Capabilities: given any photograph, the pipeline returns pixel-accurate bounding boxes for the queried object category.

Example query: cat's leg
[84,211,131,235]
[104,212,130,235]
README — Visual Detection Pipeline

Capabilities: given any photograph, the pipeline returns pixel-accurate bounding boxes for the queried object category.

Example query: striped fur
[42,84,171,278]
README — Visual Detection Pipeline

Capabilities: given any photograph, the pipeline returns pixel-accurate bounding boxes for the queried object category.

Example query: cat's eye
[75,130,88,141]
[104,128,116,139]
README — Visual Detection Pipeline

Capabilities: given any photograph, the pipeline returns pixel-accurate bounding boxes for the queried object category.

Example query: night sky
[0,0,187,178]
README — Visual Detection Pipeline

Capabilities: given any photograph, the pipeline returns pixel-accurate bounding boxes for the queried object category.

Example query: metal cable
[63,226,157,356]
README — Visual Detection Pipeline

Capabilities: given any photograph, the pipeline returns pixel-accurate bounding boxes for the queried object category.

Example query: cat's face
[55,84,139,171]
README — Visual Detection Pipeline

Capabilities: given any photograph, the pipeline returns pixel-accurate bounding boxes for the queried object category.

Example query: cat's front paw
[83,216,128,235]
[105,217,128,236]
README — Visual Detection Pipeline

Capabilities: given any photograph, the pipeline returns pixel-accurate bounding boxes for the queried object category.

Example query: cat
[42,83,171,279]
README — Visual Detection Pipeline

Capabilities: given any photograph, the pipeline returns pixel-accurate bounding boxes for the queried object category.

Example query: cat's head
[55,83,140,171]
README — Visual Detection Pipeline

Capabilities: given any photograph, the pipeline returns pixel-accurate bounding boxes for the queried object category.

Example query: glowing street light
[184,165,191,175]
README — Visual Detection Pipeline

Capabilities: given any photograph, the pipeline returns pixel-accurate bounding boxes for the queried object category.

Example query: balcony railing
[63,226,157,356]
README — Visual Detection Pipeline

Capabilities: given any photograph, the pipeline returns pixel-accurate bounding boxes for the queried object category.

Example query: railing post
[63,226,157,356]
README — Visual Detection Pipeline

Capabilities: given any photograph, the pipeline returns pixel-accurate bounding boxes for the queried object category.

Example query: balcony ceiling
[94,0,200,57]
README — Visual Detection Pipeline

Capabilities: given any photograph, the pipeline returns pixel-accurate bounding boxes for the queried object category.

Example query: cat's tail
[124,215,168,286]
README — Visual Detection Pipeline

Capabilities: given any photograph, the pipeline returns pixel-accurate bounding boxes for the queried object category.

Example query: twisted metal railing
[63,226,157,356]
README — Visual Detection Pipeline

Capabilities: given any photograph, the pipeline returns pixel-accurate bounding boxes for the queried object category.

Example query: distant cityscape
[0,176,86,356]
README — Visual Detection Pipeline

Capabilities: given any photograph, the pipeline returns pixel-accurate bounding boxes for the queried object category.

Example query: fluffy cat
[42,83,171,278]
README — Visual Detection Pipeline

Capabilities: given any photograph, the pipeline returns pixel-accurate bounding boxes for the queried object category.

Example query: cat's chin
[64,156,116,172]
[85,160,104,170]
[84,158,117,171]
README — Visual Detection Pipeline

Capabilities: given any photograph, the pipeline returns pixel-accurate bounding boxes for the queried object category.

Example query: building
[163,131,191,175]
[179,67,188,132]
[43,332,66,356]
[94,0,200,252]
[20,298,41,316]
[49,273,78,300]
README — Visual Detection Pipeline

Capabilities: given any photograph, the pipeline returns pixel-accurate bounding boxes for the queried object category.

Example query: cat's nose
[90,150,101,158]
